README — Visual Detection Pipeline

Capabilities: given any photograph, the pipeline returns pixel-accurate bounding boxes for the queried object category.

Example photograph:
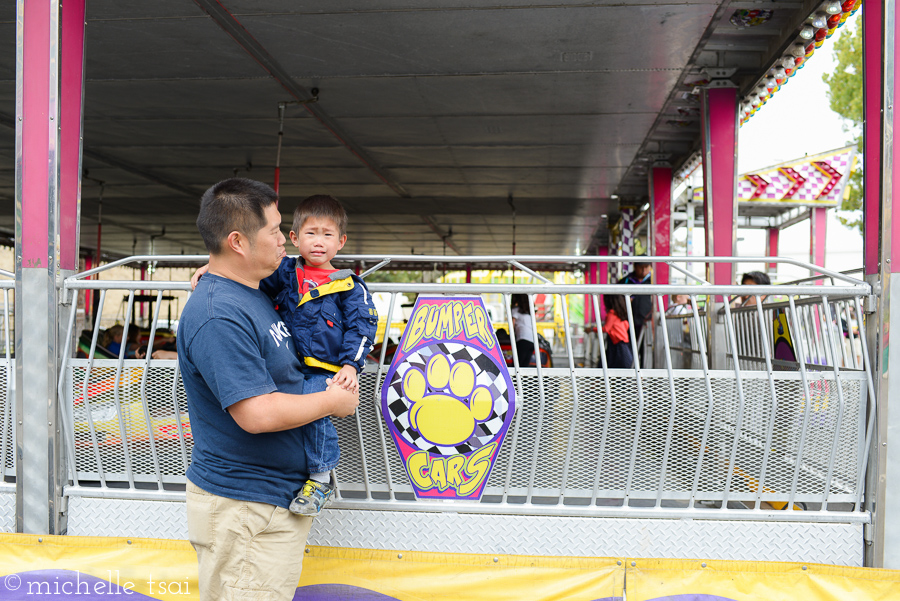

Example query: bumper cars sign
[381,296,516,500]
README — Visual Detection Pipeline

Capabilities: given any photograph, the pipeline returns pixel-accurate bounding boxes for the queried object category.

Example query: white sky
[734,11,863,281]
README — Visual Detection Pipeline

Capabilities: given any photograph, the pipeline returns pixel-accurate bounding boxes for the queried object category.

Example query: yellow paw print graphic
[403,354,495,446]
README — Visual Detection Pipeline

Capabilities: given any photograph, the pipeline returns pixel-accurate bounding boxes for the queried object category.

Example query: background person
[509,294,535,368]
[602,294,634,369]
[178,178,358,601]
[734,271,771,307]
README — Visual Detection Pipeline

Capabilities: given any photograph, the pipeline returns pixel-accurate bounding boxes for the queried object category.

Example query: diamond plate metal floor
[0,491,13,533]
[66,498,863,566]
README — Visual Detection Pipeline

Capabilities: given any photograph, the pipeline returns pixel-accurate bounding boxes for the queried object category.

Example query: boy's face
[290,216,347,269]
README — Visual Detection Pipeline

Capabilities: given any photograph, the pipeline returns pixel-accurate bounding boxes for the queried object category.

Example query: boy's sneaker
[289,479,335,516]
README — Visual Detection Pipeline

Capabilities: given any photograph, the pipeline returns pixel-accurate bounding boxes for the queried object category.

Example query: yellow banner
[298,546,623,601]
[2,535,899,601]
[627,558,900,601]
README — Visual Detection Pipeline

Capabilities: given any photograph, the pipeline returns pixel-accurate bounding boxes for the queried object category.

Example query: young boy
[192,194,378,515]
[266,194,378,514]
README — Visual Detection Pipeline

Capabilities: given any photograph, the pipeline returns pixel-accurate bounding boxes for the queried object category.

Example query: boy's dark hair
[741,271,771,286]
[603,294,629,319]
[292,194,348,237]
[634,261,652,269]
[197,178,278,255]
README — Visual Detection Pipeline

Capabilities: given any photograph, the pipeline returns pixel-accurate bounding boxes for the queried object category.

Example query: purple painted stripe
[21,0,52,268]
[59,0,86,271]
[292,584,624,601]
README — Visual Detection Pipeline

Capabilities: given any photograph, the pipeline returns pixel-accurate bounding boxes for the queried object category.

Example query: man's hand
[330,364,359,393]
[190,264,209,291]
[326,384,359,418]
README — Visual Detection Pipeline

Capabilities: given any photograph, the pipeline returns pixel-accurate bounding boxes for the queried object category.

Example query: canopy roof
[0,0,825,258]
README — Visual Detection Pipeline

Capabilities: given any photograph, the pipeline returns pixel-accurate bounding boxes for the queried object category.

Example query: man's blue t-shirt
[177,273,309,509]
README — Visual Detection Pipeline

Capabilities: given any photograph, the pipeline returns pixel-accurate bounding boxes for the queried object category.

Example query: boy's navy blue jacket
[260,256,378,373]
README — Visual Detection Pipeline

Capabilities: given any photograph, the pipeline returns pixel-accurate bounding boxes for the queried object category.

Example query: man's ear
[225,231,247,256]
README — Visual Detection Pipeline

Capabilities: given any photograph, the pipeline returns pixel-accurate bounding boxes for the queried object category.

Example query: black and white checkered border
[383,342,512,456]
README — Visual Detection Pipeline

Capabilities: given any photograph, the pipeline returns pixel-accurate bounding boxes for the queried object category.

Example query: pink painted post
[465,264,472,284]
[585,260,598,327]
[864,0,883,276]
[809,207,827,267]
[650,165,672,306]
[20,0,53,270]
[766,228,779,276]
[700,87,739,286]
[59,0,86,272]
[598,247,608,321]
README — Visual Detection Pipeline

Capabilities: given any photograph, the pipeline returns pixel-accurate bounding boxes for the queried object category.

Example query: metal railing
[0,269,14,487]
[57,255,874,522]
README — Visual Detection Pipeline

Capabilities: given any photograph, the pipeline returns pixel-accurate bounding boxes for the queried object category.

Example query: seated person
[733,271,771,307]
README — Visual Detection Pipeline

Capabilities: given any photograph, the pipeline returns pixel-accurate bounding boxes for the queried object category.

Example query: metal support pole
[650,164,672,368]
[700,85,739,370]
[15,0,67,535]
[650,164,673,290]
[863,0,885,567]
[865,0,884,279]
[766,228,779,277]
[873,0,900,569]
[55,0,86,536]
[809,207,828,268]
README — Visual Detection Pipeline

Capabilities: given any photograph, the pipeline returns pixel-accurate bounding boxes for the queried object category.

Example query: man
[618,261,653,342]
[177,178,359,601]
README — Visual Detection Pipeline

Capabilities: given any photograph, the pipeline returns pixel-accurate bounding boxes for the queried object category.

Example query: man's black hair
[741,271,771,286]
[197,178,278,254]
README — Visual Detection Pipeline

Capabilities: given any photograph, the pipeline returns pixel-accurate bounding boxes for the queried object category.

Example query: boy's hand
[330,365,359,394]
[190,264,209,291]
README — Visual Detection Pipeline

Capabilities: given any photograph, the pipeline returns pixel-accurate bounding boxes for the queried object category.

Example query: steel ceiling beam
[0,111,202,199]
[192,0,411,199]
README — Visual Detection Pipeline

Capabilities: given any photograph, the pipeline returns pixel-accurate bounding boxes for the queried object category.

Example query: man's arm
[228,386,358,434]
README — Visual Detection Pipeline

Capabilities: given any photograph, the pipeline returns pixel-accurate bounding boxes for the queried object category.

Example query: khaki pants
[186,479,314,601]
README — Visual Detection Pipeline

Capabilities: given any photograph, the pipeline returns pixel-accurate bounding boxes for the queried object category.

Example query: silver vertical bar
[169,358,189,474]
[368,292,399,501]
[833,300,851,368]
[56,290,79,486]
[0,289,11,480]
[558,293,581,503]
[623,295,645,504]
[720,299,747,509]
[842,300,860,369]
[854,296,878,513]
[786,295,815,511]
[688,295,717,507]
[81,289,107,487]
[526,293,548,504]
[753,296,779,510]
[590,293,614,505]
[111,291,135,488]
[820,296,847,508]
[137,290,164,490]
[501,293,526,504]
[655,294,678,507]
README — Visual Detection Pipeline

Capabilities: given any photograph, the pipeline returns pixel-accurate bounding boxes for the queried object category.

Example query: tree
[822,17,863,233]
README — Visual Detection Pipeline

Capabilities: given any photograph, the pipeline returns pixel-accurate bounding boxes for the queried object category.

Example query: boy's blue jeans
[301,371,341,474]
